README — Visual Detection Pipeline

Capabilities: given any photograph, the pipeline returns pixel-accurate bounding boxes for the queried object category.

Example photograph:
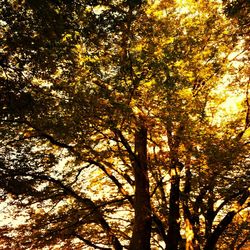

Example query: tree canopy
[0,0,249,249]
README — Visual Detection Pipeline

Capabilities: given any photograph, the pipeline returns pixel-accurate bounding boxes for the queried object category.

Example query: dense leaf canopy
[0,0,249,249]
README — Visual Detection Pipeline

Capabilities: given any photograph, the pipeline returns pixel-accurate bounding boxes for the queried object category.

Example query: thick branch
[204,190,249,250]
[112,127,137,163]
[89,160,134,204]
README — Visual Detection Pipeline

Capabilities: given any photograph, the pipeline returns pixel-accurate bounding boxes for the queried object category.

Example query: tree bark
[166,163,181,250]
[182,164,200,250]
[129,126,152,250]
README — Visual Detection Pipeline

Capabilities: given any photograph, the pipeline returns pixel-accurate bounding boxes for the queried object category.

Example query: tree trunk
[166,163,181,250]
[129,126,152,250]
[183,161,199,250]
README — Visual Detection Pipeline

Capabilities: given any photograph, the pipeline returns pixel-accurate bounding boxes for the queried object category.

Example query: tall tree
[0,0,249,249]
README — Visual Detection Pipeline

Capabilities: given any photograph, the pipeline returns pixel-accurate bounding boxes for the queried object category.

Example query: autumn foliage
[0,0,249,249]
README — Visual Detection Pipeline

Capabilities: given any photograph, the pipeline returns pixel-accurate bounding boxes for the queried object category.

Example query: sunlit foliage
[0,0,249,249]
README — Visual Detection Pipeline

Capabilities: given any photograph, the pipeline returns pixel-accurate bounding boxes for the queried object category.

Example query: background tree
[0,0,249,249]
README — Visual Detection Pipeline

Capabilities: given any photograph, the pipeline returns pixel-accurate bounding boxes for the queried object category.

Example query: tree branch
[204,189,249,250]
[73,233,112,250]
[2,119,74,149]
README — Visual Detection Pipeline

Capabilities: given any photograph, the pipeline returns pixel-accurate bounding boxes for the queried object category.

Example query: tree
[0,0,249,249]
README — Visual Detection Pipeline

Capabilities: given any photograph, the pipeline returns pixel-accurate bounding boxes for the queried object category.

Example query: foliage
[0,0,249,249]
